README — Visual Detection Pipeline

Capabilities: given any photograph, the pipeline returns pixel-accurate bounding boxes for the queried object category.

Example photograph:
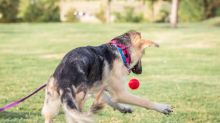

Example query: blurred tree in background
[23,0,60,22]
[179,0,206,22]
[203,0,220,18]
[114,6,144,23]
[179,0,220,22]
[0,0,220,23]
[0,0,20,22]
[65,8,78,22]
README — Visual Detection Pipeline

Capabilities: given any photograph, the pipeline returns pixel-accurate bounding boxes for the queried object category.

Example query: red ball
[128,78,140,90]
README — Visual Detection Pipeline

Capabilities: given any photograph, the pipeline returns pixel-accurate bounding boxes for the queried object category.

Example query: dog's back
[53,44,116,88]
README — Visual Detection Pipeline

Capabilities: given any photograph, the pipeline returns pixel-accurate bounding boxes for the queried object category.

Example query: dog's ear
[140,40,159,49]
[127,30,141,44]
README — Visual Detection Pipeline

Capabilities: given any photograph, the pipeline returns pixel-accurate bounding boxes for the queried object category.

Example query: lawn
[0,22,220,123]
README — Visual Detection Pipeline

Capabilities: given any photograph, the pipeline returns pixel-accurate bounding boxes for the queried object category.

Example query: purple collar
[109,40,131,68]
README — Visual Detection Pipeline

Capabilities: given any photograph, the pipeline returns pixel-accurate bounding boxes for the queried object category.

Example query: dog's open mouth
[131,60,142,74]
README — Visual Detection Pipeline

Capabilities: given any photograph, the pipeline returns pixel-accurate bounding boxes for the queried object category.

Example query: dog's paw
[119,107,133,114]
[153,103,173,115]
[116,104,133,114]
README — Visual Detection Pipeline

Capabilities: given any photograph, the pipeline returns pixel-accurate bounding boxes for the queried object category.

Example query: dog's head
[124,30,159,74]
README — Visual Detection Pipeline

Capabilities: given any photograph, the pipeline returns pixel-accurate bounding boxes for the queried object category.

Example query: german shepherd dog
[42,30,173,123]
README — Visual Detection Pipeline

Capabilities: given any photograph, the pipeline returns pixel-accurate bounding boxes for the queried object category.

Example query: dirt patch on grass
[183,43,212,48]
[40,53,64,59]
[170,42,213,49]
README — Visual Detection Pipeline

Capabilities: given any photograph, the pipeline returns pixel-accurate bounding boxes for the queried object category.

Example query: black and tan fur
[41,30,172,123]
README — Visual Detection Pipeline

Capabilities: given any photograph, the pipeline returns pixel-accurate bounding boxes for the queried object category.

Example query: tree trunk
[105,0,111,23]
[150,0,155,22]
[170,0,179,28]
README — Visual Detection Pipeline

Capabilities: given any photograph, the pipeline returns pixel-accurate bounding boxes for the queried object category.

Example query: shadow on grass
[0,111,39,120]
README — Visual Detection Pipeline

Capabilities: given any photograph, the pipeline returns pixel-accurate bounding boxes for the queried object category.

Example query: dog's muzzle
[131,60,142,74]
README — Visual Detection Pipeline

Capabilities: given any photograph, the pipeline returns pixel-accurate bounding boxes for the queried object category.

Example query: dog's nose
[154,43,160,48]
[132,67,142,74]
[153,41,160,48]
[131,60,142,74]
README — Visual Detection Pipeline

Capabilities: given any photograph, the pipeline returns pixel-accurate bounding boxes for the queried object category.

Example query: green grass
[0,23,220,123]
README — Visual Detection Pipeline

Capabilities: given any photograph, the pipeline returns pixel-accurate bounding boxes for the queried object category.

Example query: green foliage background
[22,0,60,22]
[0,0,220,23]
[114,6,144,23]
[65,8,79,22]
[179,0,205,22]
[0,0,20,22]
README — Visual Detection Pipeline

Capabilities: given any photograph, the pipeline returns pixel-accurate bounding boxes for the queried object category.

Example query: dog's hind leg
[61,88,93,123]
[89,85,106,114]
[42,77,61,123]
[89,87,133,114]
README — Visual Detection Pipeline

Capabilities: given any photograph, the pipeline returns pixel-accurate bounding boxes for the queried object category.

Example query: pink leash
[0,83,46,112]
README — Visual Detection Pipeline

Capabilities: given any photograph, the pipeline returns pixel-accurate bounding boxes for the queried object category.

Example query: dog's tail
[61,91,93,123]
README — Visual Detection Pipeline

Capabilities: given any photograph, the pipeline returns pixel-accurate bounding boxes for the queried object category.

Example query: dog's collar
[109,40,131,70]
[116,47,129,68]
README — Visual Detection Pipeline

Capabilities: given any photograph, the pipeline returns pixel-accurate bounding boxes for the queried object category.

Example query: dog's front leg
[102,92,133,114]
[115,91,172,115]
[109,77,173,115]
